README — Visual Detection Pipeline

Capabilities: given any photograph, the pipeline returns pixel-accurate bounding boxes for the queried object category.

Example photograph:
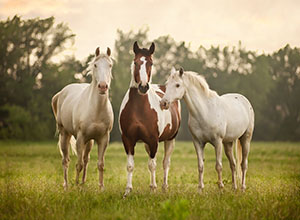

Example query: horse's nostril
[138,83,149,94]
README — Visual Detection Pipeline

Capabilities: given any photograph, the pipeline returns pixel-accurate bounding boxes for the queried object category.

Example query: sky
[0,0,300,60]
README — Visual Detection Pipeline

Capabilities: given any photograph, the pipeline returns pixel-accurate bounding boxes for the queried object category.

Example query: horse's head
[160,67,185,110]
[132,41,155,95]
[90,47,113,95]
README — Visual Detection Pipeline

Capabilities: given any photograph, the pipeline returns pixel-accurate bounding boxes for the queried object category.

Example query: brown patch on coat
[120,88,180,158]
[159,100,181,142]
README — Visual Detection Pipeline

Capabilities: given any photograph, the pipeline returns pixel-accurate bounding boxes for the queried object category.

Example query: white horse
[160,68,254,191]
[51,47,114,190]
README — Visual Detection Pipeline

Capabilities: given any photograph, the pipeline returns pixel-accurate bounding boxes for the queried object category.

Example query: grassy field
[0,141,299,220]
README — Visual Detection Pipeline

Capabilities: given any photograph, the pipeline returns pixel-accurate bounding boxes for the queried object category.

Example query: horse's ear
[107,47,111,56]
[149,42,155,55]
[95,47,100,57]
[171,67,176,75]
[133,41,140,54]
[179,67,184,77]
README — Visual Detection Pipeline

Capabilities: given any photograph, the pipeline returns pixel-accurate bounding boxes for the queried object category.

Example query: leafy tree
[1,17,299,141]
[0,16,76,139]
[265,45,300,140]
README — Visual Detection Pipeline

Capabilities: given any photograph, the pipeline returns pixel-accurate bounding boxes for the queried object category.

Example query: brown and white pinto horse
[119,41,181,197]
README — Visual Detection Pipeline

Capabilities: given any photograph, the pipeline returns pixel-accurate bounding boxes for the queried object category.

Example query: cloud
[0,0,73,16]
[0,0,299,59]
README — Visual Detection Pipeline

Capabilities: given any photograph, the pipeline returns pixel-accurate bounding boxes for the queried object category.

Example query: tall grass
[0,141,299,220]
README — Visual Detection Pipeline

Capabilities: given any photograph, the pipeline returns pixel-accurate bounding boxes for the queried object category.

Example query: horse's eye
[109,64,112,68]
[176,84,180,88]
[134,61,137,65]
[94,64,97,68]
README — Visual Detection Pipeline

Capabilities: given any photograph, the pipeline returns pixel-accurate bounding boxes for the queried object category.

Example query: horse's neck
[183,84,214,121]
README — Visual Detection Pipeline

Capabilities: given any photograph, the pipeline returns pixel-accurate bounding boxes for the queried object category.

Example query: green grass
[0,141,299,220]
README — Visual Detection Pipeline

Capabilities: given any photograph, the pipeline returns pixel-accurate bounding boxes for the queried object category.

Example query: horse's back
[221,93,254,140]
[59,83,89,102]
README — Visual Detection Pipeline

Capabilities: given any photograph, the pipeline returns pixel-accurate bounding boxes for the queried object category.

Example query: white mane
[182,71,217,97]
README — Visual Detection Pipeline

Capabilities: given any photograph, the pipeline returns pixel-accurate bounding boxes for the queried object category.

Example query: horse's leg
[75,133,85,185]
[147,141,158,191]
[144,143,150,155]
[162,139,175,191]
[223,141,237,190]
[96,133,109,190]
[192,138,205,192]
[59,131,71,190]
[213,139,224,189]
[145,143,157,190]
[82,140,93,184]
[122,135,135,197]
[239,132,252,191]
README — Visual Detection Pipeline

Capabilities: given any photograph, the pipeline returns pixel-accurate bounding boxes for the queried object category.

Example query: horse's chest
[119,88,173,138]
[82,122,110,140]
[76,108,113,137]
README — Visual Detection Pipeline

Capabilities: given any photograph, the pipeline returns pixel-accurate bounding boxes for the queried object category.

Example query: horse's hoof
[241,185,246,192]
[218,182,224,189]
[63,183,68,191]
[149,185,157,192]
[198,186,204,194]
[123,187,132,198]
[232,184,237,191]
[162,184,168,192]
[99,185,105,191]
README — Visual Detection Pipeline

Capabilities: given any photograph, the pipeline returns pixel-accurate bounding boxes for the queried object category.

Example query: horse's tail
[52,92,62,154]
[51,92,77,156]
[57,135,77,156]
[51,92,60,120]
[57,134,63,156]
[51,92,60,138]
[235,139,242,184]
[70,136,77,156]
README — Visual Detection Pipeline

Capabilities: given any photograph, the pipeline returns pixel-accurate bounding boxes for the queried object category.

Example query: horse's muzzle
[160,99,170,110]
[98,82,108,94]
[138,83,149,94]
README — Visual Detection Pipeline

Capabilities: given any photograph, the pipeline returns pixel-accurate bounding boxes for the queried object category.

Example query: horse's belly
[221,94,252,141]
[224,117,249,141]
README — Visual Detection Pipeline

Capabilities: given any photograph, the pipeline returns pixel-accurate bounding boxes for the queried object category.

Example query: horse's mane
[85,54,112,76]
[183,71,217,97]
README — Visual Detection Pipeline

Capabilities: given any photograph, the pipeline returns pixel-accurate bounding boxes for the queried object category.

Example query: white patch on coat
[119,89,130,134]
[147,84,172,137]
[126,154,134,189]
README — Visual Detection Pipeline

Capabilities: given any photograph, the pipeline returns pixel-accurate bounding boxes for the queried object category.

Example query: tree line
[0,16,299,141]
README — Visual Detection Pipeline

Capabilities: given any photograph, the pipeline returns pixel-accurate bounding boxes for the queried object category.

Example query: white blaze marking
[139,57,148,86]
